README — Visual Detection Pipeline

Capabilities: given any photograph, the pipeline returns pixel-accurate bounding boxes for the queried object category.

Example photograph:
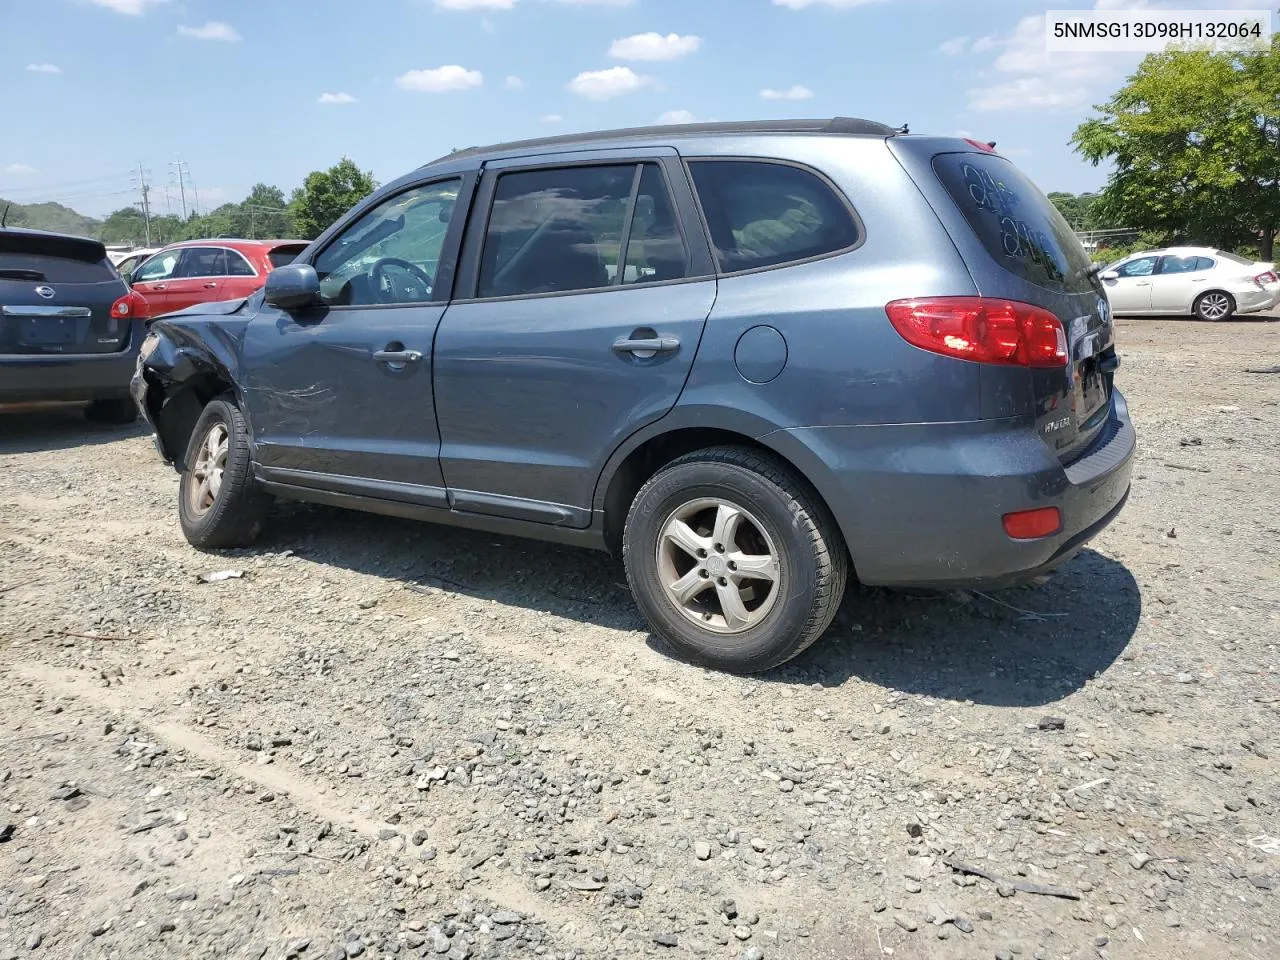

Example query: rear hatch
[914,146,1116,463]
[1,231,129,356]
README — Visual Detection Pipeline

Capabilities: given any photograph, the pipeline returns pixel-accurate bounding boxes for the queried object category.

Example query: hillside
[0,198,102,238]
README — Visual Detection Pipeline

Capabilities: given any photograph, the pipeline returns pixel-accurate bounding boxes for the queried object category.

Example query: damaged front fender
[131,308,253,469]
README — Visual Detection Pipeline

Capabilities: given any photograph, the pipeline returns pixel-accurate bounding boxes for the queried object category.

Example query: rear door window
[933,152,1094,293]
[179,247,229,278]
[687,160,859,274]
[1158,255,1211,275]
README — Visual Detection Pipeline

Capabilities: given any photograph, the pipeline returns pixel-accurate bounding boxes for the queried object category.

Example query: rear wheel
[622,446,848,674]
[85,398,138,424]
[1193,291,1234,322]
[178,398,269,549]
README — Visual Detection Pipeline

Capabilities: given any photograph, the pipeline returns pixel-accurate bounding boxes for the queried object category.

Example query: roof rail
[429,116,904,166]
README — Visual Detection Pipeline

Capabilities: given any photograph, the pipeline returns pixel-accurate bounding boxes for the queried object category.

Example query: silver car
[1100,246,1279,321]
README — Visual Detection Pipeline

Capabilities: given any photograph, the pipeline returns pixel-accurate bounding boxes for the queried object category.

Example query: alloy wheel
[187,421,229,517]
[1199,293,1231,320]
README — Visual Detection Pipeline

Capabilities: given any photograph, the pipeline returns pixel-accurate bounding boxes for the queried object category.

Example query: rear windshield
[0,252,117,284]
[269,246,306,270]
[933,152,1094,293]
[1217,250,1253,266]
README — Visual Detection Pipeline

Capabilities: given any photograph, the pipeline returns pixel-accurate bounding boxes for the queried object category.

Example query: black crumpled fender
[135,299,256,467]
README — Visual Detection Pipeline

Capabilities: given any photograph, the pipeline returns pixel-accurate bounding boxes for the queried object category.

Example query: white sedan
[1099,247,1279,321]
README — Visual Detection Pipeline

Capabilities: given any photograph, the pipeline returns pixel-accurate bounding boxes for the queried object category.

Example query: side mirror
[264,263,321,310]
[1099,270,1119,281]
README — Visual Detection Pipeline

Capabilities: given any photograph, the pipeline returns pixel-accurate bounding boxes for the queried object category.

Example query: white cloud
[25,63,61,74]
[540,114,564,123]
[760,84,814,101]
[504,75,525,90]
[773,0,889,8]
[567,66,652,100]
[396,65,484,92]
[609,32,701,61]
[938,35,968,56]
[657,110,696,124]
[318,92,357,104]
[88,0,169,14]
[177,21,241,42]
[969,76,1091,113]
[3,163,38,175]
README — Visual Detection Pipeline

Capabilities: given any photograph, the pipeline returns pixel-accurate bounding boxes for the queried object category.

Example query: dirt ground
[2,312,1278,960]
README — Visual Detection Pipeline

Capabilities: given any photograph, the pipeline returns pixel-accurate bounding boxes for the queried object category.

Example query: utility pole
[169,159,190,219]
[133,161,153,247]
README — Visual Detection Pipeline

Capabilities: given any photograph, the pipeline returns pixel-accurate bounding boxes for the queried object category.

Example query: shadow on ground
[0,403,147,454]
[231,500,1141,709]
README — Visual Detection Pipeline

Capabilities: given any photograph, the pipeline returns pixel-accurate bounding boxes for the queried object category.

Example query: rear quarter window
[268,246,305,270]
[687,160,859,274]
[933,152,1093,293]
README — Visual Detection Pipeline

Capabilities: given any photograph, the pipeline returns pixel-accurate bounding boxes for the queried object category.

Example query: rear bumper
[0,320,146,403]
[770,389,1136,588]
[1236,286,1279,314]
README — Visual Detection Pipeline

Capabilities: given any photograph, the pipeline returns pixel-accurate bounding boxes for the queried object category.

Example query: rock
[694,841,713,861]
[429,929,451,953]
[895,917,918,933]
[904,881,922,894]
[285,939,311,956]
[412,829,429,846]
[740,949,765,960]
[924,904,953,926]
[720,899,738,920]
[0,823,14,843]
[734,926,752,941]
[90,919,112,937]
[166,886,197,902]
[953,916,974,934]
[996,952,1014,960]
[50,785,81,801]
[1130,853,1152,870]
[343,943,364,958]
[24,934,42,949]
[1038,717,1066,731]
[906,822,923,839]
[652,933,679,947]
[491,909,521,925]
[157,920,176,934]
[1225,799,1244,812]
[750,838,768,852]
[997,883,1016,898]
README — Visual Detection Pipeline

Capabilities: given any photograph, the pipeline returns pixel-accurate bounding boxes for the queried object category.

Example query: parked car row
[1,232,305,421]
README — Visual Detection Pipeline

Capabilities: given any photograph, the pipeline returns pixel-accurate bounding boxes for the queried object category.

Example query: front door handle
[373,349,423,364]
[613,336,680,356]
[203,282,218,289]
[152,283,168,290]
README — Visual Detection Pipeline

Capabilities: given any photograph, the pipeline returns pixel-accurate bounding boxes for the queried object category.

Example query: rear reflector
[111,289,150,320]
[1002,507,1062,540]
[886,297,1069,368]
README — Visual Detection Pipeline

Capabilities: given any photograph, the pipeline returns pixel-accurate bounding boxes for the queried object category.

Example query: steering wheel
[370,257,433,304]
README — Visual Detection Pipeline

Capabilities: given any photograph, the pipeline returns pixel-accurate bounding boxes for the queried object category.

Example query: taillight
[1003,507,1062,540]
[1254,271,1278,285]
[110,290,150,321]
[885,297,1069,368]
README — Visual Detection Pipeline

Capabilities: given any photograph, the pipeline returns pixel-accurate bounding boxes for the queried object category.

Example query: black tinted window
[688,160,857,273]
[480,165,634,298]
[623,164,687,284]
[269,247,303,270]
[0,253,115,284]
[934,152,1093,292]
[180,247,228,277]
[225,251,256,276]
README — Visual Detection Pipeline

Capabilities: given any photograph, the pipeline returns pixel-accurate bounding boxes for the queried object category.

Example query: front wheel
[622,447,848,674]
[178,398,269,549]
[1193,291,1234,322]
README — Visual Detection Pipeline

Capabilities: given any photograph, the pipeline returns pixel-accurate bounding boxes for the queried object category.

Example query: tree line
[99,158,377,247]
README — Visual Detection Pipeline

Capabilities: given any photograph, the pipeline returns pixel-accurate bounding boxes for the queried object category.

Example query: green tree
[232,182,293,238]
[1047,192,1104,231]
[100,206,150,244]
[289,158,377,240]
[1072,36,1280,261]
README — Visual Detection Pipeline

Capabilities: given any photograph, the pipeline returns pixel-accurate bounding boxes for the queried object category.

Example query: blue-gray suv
[133,117,1135,673]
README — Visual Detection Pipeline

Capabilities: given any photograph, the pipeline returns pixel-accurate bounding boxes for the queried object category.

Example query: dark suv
[134,118,1135,673]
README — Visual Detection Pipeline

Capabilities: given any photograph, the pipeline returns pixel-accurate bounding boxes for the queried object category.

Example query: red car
[129,238,308,316]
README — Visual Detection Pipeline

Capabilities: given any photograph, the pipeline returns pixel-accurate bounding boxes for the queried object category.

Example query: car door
[129,249,182,315]
[241,174,473,502]
[1148,254,1212,313]
[218,246,265,301]
[1102,255,1158,313]
[161,246,230,312]
[432,150,717,527]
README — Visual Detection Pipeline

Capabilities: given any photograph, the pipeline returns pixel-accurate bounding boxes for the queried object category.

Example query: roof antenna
[1,204,9,228]
[897,123,910,135]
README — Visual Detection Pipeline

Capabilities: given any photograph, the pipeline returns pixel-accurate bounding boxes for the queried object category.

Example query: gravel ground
[2,314,1278,960]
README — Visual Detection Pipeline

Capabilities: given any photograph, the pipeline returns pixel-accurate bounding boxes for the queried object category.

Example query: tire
[178,397,269,549]
[85,398,138,424]
[1193,291,1235,322]
[622,446,848,674]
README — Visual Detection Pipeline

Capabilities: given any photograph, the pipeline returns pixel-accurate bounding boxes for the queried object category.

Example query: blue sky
[0,0,1267,218]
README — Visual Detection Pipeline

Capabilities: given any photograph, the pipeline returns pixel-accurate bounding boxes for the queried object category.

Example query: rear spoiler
[0,230,108,264]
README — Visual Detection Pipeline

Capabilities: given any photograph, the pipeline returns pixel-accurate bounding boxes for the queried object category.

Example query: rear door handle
[373,349,423,364]
[1135,281,1150,286]
[613,336,680,356]
[203,282,218,289]
[153,283,168,290]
